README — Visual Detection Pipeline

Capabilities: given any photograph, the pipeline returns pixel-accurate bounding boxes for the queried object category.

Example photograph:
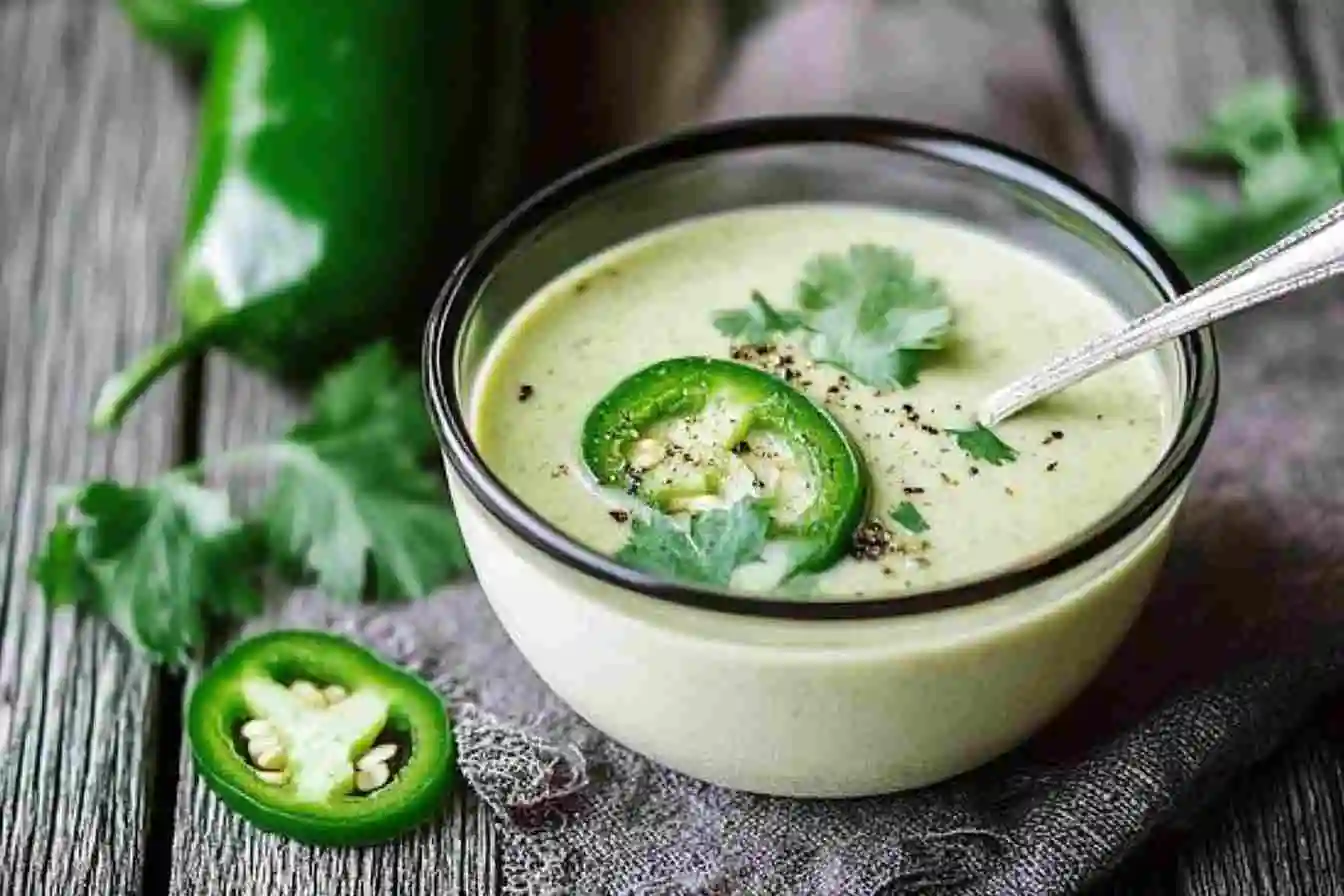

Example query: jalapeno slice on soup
[582,357,868,574]
[187,630,454,846]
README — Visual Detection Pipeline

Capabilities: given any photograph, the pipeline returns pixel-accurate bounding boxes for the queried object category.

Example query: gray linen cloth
[261,287,1344,892]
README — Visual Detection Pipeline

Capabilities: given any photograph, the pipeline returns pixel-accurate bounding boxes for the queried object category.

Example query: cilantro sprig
[1155,82,1344,281]
[615,501,770,587]
[33,344,469,666]
[715,245,953,388]
[34,478,264,667]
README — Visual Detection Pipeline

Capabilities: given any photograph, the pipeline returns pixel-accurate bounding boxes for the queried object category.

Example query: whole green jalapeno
[98,0,478,427]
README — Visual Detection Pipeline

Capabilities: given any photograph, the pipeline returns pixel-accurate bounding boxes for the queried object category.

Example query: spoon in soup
[977,200,1344,426]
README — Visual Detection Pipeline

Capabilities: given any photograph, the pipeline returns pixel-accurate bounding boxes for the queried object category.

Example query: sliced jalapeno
[582,357,868,574]
[187,630,453,846]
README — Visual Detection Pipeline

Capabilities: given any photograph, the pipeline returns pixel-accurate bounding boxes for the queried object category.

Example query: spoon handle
[977,200,1344,427]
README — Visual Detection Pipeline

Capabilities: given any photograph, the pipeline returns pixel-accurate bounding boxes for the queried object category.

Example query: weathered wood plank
[0,0,195,893]
[1069,0,1296,219]
[709,0,1114,193]
[166,365,500,895]
[1294,0,1344,110]
[1172,724,1344,896]
[1069,2,1344,895]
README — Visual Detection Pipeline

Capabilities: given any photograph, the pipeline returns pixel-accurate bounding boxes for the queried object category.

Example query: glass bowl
[423,117,1218,797]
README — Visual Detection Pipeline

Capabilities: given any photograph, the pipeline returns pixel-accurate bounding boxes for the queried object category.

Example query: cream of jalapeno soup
[445,200,1188,797]
[472,205,1169,596]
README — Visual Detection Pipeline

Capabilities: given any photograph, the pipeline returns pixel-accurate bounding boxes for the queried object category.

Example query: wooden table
[2,1,1343,893]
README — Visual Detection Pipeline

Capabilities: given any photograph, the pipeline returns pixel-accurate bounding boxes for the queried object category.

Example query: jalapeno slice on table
[582,357,868,574]
[187,630,454,846]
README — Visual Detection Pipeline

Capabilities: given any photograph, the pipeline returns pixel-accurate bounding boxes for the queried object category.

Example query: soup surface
[471,205,1168,598]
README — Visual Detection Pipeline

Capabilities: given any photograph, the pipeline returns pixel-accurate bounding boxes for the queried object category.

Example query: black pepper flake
[517,384,535,402]
[954,403,963,411]
[920,424,939,436]
[827,385,841,395]
[552,464,570,479]
[902,404,914,413]
[1096,414,1104,421]
[1051,430,1064,440]
[1046,461,1059,472]
[850,520,893,561]
[1004,486,1015,496]
[731,440,750,455]
[969,466,980,476]
[608,509,630,523]
[902,486,925,495]
[853,404,863,411]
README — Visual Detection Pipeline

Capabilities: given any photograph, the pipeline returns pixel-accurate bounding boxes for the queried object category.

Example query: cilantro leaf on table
[889,501,930,534]
[261,345,469,601]
[615,501,770,587]
[33,342,468,666]
[32,478,262,667]
[794,245,952,388]
[1155,82,1344,281]
[714,290,803,344]
[947,424,1018,466]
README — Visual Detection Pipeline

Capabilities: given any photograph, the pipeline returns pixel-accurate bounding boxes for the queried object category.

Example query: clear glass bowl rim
[422,115,1219,621]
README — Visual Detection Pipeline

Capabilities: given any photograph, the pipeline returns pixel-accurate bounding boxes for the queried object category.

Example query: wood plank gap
[1271,0,1327,111]
[1047,0,1136,207]
[142,357,207,896]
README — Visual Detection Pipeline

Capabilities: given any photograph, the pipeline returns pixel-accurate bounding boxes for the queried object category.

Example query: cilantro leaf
[1175,81,1299,166]
[262,345,469,601]
[1156,81,1344,281]
[947,424,1018,466]
[615,501,770,586]
[36,343,469,667]
[794,245,952,388]
[889,501,930,534]
[713,290,803,344]
[32,478,262,666]
[304,342,435,448]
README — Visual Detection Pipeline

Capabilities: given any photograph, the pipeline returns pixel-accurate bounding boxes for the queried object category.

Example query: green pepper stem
[92,326,222,430]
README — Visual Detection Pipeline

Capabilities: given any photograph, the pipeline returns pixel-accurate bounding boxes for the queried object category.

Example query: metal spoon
[977,200,1344,426]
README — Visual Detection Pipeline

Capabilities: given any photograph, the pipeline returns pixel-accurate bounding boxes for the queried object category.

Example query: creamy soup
[471,204,1168,599]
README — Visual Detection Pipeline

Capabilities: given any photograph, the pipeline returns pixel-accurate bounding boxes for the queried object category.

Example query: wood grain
[1293,0,1344,110]
[1069,0,1296,219]
[0,0,195,893]
[708,0,1114,193]
[1173,726,1344,895]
